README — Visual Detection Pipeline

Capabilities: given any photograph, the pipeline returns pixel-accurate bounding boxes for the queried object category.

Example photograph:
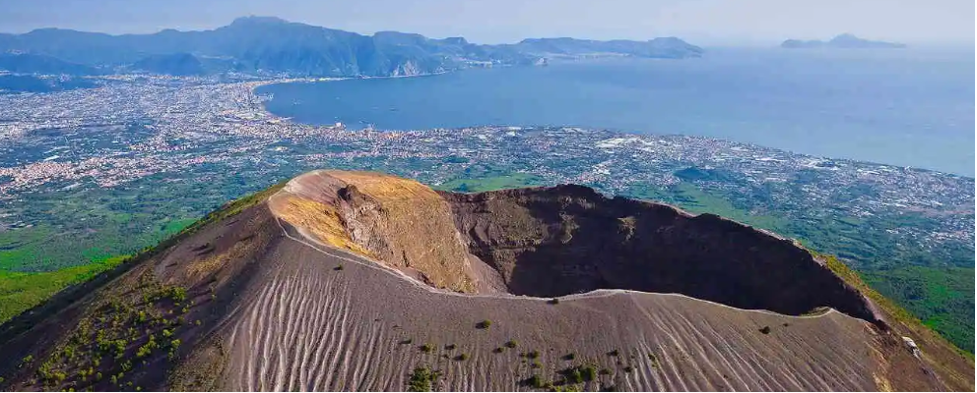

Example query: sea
[259,47,975,177]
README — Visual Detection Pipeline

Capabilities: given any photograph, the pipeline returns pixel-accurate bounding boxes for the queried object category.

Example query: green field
[863,266,975,352]
[0,255,127,323]
[436,173,544,193]
[626,182,789,233]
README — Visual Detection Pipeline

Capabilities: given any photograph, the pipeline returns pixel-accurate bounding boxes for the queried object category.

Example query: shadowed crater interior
[441,185,882,323]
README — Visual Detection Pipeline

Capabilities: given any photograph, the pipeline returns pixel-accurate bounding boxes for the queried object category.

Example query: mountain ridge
[0,16,703,77]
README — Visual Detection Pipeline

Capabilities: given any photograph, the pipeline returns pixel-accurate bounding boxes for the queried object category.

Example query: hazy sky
[0,0,972,45]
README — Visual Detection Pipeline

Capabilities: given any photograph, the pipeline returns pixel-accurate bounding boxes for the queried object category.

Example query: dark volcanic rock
[442,184,882,324]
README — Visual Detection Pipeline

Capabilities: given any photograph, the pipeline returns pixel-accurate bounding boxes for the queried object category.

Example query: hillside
[0,17,702,78]
[131,53,206,76]
[0,170,971,391]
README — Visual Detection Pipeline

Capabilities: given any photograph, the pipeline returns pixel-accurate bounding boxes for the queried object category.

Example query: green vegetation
[821,254,975,361]
[0,179,286,327]
[27,271,192,391]
[581,366,597,382]
[0,205,191,273]
[0,171,288,274]
[436,173,543,193]
[504,340,518,349]
[647,353,659,368]
[475,320,492,329]
[161,218,198,234]
[551,384,583,392]
[522,374,544,389]
[418,343,433,353]
[862,266,975,353]
[561,367,584,384]
[557,365,597,384]
[0,255,127,323]
[407,367,441,392]
[0,181,297,389]
[626,182,788,233]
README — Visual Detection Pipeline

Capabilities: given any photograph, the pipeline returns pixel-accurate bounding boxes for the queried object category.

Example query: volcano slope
[0,170,972,392]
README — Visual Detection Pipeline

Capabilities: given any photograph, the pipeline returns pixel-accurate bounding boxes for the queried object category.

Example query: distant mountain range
[781,34,906,49]
[0,16,703,78]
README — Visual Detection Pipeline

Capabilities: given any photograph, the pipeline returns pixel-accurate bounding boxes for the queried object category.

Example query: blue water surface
[260,47,975,176]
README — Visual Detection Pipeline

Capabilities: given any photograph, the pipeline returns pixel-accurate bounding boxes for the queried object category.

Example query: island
[781,33,906,49]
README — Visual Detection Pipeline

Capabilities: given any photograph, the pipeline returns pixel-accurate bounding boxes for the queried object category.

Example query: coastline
[250,54,975,177]
[247,77,974,180]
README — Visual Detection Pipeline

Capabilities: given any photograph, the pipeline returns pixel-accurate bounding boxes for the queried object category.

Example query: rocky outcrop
[269,170,479,292]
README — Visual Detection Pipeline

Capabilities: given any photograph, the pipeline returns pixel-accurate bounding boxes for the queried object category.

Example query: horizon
[1,0,973,46]
[2,15,974,51]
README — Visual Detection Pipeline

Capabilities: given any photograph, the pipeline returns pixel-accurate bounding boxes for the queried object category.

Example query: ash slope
[0,170,971,392]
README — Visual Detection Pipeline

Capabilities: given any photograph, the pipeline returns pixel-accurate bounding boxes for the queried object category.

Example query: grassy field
[0,255,127,323]
[663,183,788,232]
[436,173,544,193]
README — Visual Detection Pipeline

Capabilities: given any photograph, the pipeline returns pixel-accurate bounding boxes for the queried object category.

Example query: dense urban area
[0,75,974,351]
